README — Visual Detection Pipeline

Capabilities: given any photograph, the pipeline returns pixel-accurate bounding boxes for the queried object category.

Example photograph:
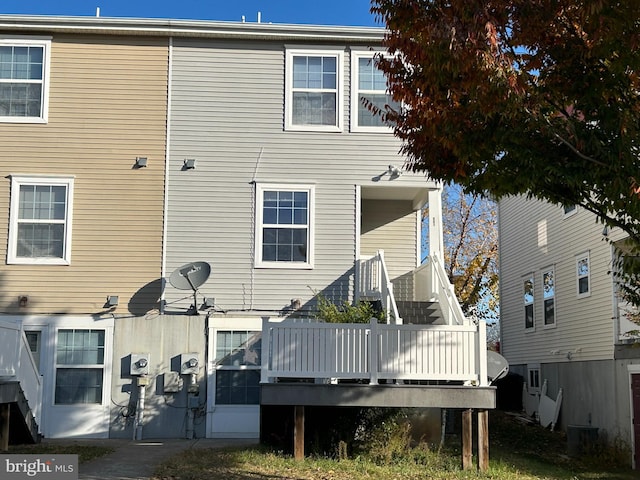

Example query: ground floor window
[55,329,105,404]
[214,330,261,405]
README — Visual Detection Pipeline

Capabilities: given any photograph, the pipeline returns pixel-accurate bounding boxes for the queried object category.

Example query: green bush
[315,294,385,323]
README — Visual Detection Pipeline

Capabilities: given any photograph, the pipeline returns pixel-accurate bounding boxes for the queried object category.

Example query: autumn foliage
[371,1,640,241]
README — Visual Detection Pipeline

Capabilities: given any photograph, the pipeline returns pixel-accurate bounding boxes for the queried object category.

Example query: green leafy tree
[371,0,640,304]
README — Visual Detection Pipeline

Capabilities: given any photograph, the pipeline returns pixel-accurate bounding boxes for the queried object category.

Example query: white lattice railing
[261,318,488,386]
[0,320,43,428]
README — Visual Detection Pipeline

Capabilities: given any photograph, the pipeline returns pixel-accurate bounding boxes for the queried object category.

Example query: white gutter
[0,15,386,42]
[160,36,173,314]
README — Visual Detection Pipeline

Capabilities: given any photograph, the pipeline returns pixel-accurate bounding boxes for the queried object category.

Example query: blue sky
[0,0,380,26]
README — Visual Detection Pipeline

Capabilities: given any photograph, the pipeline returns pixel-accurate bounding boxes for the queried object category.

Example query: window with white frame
[8,175,74,265]
[255,184,314,268]
[0,37,51,123]
[285,47,344,131]
[527,365,540,391]
[214,330,262,405]
[524,275,534,329]
[350,50,399,131]
[563,204,577,217]
[576,252,590,297]
[543,267,556,325]
[55,329,105,404]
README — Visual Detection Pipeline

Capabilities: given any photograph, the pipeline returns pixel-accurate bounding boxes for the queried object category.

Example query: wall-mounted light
[135,157,148,168]
[183,159,196,169]
[202,297,215,308]
[388,164,402,178]
[106,295,119,307]
[19,295,28,307]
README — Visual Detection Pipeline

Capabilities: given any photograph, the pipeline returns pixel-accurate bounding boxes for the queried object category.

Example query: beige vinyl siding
[0,35,168,314]
[166,38,427,313]
[499,195,616,365]
[360,199,418,301]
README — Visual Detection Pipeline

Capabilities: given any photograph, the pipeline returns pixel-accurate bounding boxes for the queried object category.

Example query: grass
[7,442,114,464]
[152,411,638,480]
[4,411,637,479]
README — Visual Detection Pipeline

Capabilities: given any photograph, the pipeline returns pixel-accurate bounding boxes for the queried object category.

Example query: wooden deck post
[462,408,473,470]
[1,403,9,451]
[294,405,304,460]
[478,409,489,471]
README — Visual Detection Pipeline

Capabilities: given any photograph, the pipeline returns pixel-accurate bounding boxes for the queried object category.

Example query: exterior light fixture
[106,295,119,307]
[135,157,148,168]
[183,159,196,169]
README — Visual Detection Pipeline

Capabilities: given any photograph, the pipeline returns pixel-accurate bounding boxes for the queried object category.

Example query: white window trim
[285,46,344,132]
[576,251,591,298]
[0,36,52,124]
[563,204,578,218]
[542,266,557,328]
[254,183,315,269]
[527,364,541,392]
[350,48,394,133]
[7,174,75,265]
[523,273,535,331]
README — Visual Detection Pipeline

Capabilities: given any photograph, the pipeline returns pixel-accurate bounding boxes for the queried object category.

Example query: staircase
[395,300,444,325]
[1,382,40,447]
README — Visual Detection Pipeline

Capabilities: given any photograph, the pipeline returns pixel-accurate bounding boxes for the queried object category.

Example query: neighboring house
[0,15,493,451]
[499,195,640,468]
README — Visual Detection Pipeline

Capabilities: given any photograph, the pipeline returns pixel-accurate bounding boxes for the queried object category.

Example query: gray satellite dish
[169,262,211,314]
[487,350,509,384]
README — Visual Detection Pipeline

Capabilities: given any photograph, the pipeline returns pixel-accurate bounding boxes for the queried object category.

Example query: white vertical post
[369,319,379,384]
[478,321,488,386]
[428,186,444,260]
[261,318,271,384]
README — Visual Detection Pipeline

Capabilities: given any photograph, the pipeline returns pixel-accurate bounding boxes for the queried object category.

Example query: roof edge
[0,15,387,42]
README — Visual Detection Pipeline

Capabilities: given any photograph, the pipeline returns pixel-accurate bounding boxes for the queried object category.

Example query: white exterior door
[206,317,262,438]
[22,316,114,439]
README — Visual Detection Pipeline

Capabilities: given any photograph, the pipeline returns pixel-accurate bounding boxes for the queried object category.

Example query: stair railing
[356,250,402,324]
[414,255,467,325]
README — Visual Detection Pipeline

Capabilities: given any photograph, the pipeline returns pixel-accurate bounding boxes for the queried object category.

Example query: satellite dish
[169,262,211,314]
[487,350,509,384]
[170,262,211,291]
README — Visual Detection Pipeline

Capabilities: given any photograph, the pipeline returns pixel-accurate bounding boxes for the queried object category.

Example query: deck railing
[413,255,467,325]
[0,320,43,428]
[356,250,402,324]
[261,318,488,386]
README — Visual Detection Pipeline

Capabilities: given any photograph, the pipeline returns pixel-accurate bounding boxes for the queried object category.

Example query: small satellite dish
[169,262,211,314]
[170,262,211,291]
[487,350,509,384]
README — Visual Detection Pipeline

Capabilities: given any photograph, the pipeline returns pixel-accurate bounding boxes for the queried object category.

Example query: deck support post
[462,408,473,470]
[1,403,9,451]
[294,405,304,460]
[478,409,489,471]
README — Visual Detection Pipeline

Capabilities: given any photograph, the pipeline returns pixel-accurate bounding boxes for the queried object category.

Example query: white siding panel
[499,196,616,366]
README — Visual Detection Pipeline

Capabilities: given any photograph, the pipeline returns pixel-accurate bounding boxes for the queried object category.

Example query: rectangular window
[285,47,344,131]
[255,184,314,268]
[350,50,399,132]
[528,366,540,391]
[576,253,590,297]
[8,175,74,265]
[214,330,261,405]
[55,329,105,404]
[563,205,577,217]
[0,37,51,123]
[543,268,556,326]
[524,275,534,329]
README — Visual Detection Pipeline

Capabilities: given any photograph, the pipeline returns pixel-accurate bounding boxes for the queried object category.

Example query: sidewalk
[45,438,258,480]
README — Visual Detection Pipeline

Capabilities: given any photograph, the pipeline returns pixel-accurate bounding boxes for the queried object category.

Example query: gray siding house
[0,16,493,452]
[499,195,640,468]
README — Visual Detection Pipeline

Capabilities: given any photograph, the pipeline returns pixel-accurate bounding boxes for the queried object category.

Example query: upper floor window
[7,175,74,265]
[563,204,577,218]
[543,267,556,326]
[285,47,344,132]
[0,37,51,123]
[523,275,534,329]
[255,183,315,269]
[576,252,590,297]
[350,50,398,132]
